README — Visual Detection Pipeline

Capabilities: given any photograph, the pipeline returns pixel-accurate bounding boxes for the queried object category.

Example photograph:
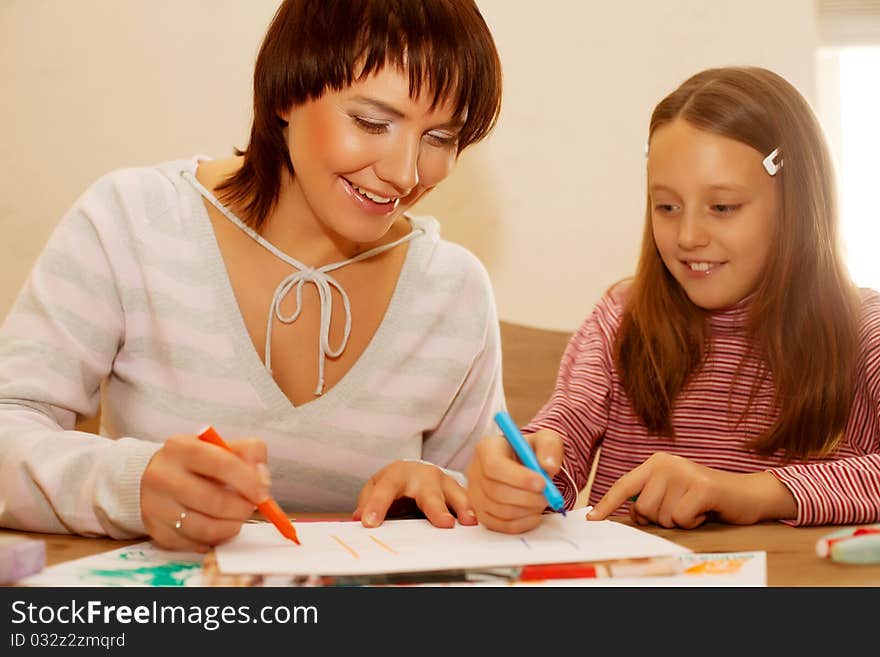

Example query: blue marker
[494,411,566,515]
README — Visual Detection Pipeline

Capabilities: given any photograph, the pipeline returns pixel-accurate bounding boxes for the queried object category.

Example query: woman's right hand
[140,433,271,551]
[466,429,564,534]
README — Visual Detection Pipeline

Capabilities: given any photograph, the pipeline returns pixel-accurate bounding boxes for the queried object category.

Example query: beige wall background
[2,0,818,331]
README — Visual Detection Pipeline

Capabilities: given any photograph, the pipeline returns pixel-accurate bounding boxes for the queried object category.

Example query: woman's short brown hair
[218,0,503,229]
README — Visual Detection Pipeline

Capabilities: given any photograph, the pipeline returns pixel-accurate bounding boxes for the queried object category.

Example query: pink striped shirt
[524,284,880,526]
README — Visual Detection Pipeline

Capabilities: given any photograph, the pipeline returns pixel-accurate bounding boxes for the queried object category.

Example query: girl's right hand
[466,429,564,534]
[140,434,271,551]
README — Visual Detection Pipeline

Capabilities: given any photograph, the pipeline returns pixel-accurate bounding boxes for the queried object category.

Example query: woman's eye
[353,117,388,134]
[711,204,741,214]
[654,204,677,213]
[425,131,459,148]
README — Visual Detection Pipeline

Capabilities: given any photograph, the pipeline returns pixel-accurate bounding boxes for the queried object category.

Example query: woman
[0,0,504,551]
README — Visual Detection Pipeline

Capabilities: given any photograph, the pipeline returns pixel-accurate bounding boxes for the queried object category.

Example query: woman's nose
[374,136,420,195]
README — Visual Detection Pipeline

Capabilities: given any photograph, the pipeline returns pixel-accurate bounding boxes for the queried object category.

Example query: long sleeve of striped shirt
[524,284,880,526]
[0,157,506,538]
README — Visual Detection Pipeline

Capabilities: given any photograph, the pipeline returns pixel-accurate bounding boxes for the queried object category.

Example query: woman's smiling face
[281,66,464,246]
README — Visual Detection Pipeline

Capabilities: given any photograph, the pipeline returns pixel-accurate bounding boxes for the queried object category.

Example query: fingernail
[466,508,476,519]
[365,511,378,527]
[587,510,596,519]
[257,463,271,486]
[544,456,557,469]
[532,478,545,492]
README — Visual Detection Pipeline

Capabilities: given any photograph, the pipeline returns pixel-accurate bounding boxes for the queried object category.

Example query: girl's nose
[677,210,709,249]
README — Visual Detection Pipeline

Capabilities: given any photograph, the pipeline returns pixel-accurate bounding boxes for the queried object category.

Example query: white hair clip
[763,147,783,176]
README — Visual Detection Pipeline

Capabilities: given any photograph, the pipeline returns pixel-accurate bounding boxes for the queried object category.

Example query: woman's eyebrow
[349,95,465,129]
[350,96,406,118]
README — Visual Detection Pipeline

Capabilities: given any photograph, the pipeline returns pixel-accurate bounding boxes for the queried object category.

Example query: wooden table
[4,517,879,587]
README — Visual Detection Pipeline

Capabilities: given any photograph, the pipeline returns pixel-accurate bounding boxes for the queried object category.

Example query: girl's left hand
[352,460,478,529]
[587,452,796,528]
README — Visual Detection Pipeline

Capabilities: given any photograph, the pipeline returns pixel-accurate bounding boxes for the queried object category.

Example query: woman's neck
[205,157,410,267]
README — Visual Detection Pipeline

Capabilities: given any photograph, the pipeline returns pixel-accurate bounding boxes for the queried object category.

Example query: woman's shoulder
[406,214,492,288]
[78,156,203,224]
[86,156,198,193]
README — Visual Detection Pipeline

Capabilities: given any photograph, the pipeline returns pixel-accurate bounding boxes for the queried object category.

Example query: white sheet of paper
[215,509,690,576]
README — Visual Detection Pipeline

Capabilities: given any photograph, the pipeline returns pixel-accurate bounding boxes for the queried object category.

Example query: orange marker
[197,425,300,545]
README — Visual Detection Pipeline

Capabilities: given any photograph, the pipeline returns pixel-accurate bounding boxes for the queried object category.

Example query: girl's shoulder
[858,286,880,307]
[857,286,880,339]
[596,278,632,323]
[570,279,631,341]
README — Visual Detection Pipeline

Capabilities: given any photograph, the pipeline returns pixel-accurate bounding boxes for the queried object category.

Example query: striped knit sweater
[0,157,505,538]
[525,284,880,526]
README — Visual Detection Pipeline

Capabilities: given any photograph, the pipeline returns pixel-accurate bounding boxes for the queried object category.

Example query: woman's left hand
[352,461,477,529]
[587,452,796,528]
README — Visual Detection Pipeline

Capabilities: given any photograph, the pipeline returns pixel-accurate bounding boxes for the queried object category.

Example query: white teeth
[689,262,712,272]
[354,185,394,204]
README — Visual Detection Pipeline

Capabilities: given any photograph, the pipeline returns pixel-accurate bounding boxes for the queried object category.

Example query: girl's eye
[353,117,388,134]
[654,204,678,213]
[711,204,741,214]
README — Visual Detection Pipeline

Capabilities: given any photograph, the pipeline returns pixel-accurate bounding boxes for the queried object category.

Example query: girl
[0,0,505,551]
[466,66,880,533]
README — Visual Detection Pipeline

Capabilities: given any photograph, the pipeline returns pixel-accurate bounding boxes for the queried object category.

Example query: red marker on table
[197,425,300,545]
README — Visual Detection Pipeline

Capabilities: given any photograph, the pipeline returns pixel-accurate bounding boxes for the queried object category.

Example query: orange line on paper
[331,535,359,559]
[368,535,397,554]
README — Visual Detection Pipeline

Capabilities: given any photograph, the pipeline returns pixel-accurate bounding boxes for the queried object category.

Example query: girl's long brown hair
[216,0,502,230]
[615,66,860,459]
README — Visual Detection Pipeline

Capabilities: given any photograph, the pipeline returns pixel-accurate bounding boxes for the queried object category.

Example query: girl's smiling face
[648,118,781,310]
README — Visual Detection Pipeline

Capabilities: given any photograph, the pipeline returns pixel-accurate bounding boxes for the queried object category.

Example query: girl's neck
[705,291,755,333]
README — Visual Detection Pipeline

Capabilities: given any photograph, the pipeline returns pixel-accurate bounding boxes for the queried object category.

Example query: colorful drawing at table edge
[197,425,300,545]
[315,555,684,586]
[816,524,880,564]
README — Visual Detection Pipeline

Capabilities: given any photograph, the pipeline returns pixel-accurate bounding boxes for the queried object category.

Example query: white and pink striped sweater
[526,285,880,526]
[0,157,505,538]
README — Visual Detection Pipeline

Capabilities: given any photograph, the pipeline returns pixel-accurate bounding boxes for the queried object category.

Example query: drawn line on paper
[547,531,580,549]
[368,535,397,554]
[331,535,359,559]
[521,534,578,550]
